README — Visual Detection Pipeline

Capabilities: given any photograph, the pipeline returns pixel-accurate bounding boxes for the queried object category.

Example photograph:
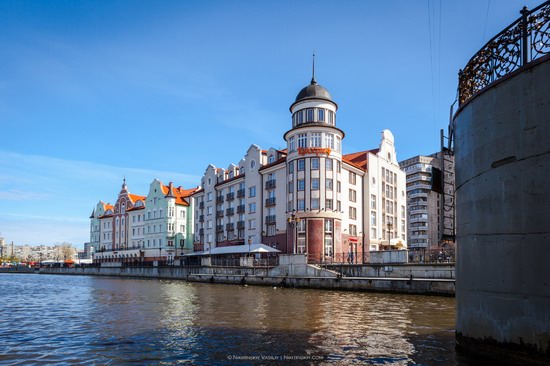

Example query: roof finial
[311,52,316,85]
[122,175,127,189]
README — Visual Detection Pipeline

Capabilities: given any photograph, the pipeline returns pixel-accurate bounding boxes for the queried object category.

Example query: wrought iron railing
[459,1,550,105]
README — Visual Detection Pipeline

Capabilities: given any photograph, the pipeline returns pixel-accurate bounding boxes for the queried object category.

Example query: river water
[0,274,491,365]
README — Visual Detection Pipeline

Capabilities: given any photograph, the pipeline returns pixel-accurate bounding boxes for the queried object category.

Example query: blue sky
[0,0,543,247]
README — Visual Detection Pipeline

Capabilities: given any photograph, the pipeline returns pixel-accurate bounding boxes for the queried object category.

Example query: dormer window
[268,155,275,163]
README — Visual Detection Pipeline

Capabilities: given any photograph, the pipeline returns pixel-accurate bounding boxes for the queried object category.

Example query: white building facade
[192,74,407,262]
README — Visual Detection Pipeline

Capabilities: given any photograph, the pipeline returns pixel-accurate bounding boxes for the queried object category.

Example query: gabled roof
[259,156,286,171]
[128,194,146,203]
[343,149,379,171]
[161,183,198,206]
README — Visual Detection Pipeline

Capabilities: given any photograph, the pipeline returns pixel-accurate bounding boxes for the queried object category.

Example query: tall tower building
[284,70,343,259]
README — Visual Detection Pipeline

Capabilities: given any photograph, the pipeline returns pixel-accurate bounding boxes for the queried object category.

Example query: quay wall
[38,265,454,296]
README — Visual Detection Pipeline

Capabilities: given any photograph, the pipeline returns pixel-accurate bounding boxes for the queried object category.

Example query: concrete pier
[454,55,550,363]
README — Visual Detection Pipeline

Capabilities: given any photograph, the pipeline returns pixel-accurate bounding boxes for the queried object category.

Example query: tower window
[297,111,304,124]
[318,108,325,122]
[289,136,295,152]
[298,134,307,148]
[328,111,335,125]
[306,109,314,122]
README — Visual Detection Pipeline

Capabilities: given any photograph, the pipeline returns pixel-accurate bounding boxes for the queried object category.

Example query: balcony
[226,207,235,216]
[199,215,204,222]
[236,205,245,213]
[216,210,224,218]
[237,189,245,198]
[265,197,276,207]
[226,223,234,231]
[216,196,224,203]
[265,180,276,190]
[237,221,245,229]
[265,215,276,224]
[199,201,205,209]
[199,228,204,235]
[216,225,224,233]
[226,192,235,201]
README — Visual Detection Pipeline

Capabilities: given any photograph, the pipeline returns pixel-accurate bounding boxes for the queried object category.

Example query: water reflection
[0,274,467,364]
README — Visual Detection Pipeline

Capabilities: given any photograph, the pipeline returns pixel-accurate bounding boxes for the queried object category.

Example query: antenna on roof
[311,52,316,84]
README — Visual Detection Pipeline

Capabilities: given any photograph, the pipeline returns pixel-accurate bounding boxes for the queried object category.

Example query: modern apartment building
[399,152,455,249]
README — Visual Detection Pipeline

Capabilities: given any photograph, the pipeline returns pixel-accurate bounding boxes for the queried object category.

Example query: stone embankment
[38,261,455,296]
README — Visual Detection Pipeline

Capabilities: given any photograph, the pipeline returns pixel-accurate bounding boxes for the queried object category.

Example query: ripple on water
[0,274,463,365]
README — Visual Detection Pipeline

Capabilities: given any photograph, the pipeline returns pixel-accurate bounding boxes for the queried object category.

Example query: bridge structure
[452,1,550,363]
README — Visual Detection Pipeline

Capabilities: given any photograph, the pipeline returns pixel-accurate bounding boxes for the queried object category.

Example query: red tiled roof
[127,206,145,212]
[128,194,146,203]
[161,183,198,206]
[343,149,379,171]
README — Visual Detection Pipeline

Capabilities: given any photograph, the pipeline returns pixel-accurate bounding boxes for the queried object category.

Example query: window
[371,228,377,239]
[249,186,256,197]
[250,160,256,170]
[288,181,294,193]
[207,206,213,215]
[337,181,341,193]
[268,155,275,163]
[328,110,335,125]
[159,209,163,218]
[297,110,304,124]
[267,225,276,236]
[318,108,325,122]
[336,136,341,152]
[325,199,333,210]
[310,133,321,147]
[288,161,294,174]
[311,178,320,190]
[337,200,341,212]
[371,194,377,209]
[306,108,314,122]
[326,178,333,190]
[349,189,357,202]
[249,202,256,213]
[298,133,307,148]
[371,211,377,226]
[249,219,256,230]
[311,158,320,169]
[297,179,305,191]
[289,136,295,152]
[349,171,357,185]
[207,220,212,229]
[325,159,333,171]
[337,160,341,173]
[325,133,334,149]
[349,207,357,220]
[311,198,320,209]
[297,199,305,211]
[207,192,212,201]
[349,224,357,236]
[297,159,305,171]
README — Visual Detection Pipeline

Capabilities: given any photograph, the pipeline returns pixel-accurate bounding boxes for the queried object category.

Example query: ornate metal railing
[459,1,550,105]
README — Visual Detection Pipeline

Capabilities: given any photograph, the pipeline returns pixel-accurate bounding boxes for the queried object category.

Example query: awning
[185,243,281,256]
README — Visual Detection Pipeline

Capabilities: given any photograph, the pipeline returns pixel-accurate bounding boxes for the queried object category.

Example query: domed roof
[295,78,333,103]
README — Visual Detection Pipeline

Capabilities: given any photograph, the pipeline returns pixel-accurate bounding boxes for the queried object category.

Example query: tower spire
[311,52,316,84]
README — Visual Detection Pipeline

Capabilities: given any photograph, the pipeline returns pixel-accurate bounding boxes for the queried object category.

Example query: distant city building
[91,179,197,264]
[0,236,6,258]
[192,74,407,261]
[399,152,455,249]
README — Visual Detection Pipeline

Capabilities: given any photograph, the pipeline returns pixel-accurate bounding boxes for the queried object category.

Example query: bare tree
[60,242,75,260]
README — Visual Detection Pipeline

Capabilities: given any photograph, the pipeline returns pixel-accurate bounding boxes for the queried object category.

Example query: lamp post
[179,238,185,266]
[287,212,301,254]
[387,222,393,250]
[248,236,252,258]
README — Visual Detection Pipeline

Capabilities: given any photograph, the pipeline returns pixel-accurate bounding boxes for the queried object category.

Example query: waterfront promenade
[35,260,455,296]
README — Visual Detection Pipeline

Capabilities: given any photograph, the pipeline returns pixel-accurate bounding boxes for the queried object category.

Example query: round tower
[284,69,345,262]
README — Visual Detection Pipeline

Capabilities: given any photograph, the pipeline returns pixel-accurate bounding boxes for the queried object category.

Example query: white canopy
[185,243,280,256]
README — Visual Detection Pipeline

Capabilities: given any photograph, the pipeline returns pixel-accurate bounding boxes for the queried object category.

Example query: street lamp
[248,236,252,258]
[387,222,393,250]
[287,212,301,254]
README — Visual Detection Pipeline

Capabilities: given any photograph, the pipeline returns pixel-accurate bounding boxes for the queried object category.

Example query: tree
[55,242,75,261]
